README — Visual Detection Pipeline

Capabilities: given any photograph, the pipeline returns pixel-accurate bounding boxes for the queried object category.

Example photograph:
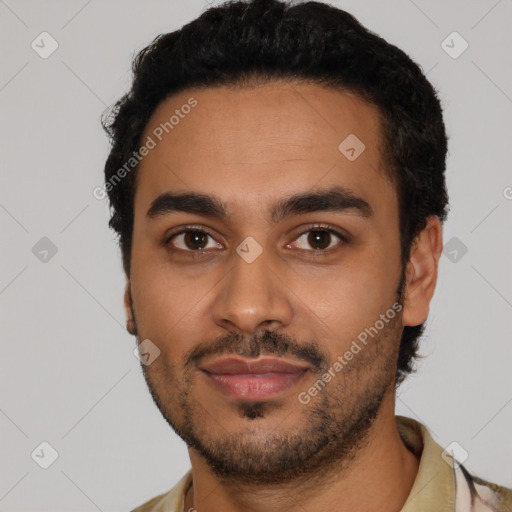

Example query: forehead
[135,81,395,220]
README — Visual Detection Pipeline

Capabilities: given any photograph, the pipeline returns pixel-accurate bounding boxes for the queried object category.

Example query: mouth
[199,356,311,400]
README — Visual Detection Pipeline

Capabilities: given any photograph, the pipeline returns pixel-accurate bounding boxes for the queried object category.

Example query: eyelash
[288,224,349,256]
[163,223,349,259]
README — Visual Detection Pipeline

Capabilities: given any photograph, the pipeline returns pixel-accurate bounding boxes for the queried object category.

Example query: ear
[402,215,443,327]
[124,282,137,335]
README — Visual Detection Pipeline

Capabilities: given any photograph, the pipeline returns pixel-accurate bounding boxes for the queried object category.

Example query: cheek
[304,258,390,311]
[298,257,398,347]
[130,254,218,355]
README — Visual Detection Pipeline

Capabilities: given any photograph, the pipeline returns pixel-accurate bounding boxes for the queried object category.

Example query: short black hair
[102,0,449,385]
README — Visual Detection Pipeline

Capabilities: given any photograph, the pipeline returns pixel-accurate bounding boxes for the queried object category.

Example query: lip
[199,356,311,400]
[200,356,311,375]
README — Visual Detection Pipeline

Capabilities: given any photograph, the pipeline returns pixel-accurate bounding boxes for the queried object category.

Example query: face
[127,81,406,483]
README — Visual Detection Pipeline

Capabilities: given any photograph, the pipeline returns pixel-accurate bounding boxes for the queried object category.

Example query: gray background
[1,0,511,510]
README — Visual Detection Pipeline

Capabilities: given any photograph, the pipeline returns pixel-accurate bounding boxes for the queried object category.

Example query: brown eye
[167,230,222,252]
[307,230,332,250]
[291,228,345,252]
[183,231,209,250]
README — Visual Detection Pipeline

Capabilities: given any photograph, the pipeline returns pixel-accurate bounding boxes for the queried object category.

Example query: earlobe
[402,216,443,327]
[124,282,138,336]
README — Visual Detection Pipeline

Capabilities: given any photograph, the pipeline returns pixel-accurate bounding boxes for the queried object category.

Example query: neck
[185,393,419,512]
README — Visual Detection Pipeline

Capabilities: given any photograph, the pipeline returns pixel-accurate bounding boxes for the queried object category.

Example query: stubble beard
[139,310,401,486]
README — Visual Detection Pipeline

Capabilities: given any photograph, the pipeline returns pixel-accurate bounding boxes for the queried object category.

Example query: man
[101,1,512,511]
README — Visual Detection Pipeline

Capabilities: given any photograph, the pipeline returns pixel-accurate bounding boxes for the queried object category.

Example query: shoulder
[130,491,170,512]
[455,464,512,512]
[395,416,512,512]
[129,471,192,512]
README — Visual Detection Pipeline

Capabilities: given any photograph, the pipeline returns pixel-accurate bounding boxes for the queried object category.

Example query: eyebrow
[146,185,373,223]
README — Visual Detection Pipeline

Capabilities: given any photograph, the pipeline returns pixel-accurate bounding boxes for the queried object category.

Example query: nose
[211,245,294,335]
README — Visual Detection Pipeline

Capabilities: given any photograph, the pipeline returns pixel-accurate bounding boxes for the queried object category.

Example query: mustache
[184,329,329,371]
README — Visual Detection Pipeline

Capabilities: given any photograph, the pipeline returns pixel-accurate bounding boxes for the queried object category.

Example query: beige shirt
[131,416,512,512]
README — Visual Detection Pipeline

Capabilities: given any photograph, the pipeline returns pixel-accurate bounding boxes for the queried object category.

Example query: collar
[150,416,456,512]
[396,415,456,511]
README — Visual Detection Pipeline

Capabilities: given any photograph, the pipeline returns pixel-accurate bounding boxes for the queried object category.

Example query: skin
[124,81,443,512]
